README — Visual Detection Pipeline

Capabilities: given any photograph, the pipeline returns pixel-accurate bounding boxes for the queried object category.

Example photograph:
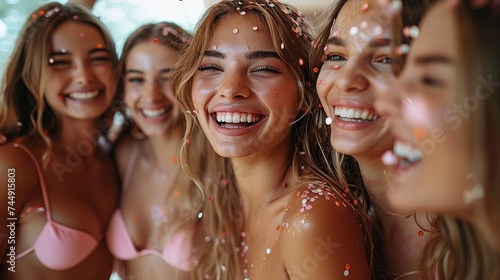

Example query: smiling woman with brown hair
[171,0,374,279]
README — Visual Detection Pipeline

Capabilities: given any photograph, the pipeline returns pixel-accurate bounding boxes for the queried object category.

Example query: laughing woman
[375,0,500,278]
[171,0,374,279]
[0,2,119,280]
[310,0,434,278]
[105,22,201,280]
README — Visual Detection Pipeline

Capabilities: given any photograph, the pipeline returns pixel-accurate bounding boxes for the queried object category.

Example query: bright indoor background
[0,0,332,78]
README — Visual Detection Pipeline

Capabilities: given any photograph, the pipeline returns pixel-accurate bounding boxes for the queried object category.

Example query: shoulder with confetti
[279,183,371,279]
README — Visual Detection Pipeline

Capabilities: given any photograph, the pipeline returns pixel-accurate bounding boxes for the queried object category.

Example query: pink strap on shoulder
[13,143,52,221]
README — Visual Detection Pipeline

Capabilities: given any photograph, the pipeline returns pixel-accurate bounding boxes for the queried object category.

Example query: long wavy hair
[418,2,500,279]
[171,0,375,279]
[0,2,118,164]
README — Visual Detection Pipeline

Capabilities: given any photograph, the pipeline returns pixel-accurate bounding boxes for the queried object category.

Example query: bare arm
[0,144,37,259]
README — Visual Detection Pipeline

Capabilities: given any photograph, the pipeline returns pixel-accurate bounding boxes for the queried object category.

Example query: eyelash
[127,77,144,83]
[198,64,221,71]
[48,56,110,68]
[323,53,392,65]
[374,56,392,64]
[324,53,346,62]
[421,76,443,87]
[252,66,280,73]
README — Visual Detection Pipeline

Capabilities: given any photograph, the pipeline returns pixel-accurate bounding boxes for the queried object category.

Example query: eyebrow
[414,55,453,65]
[325,36,345,46]
[48,47,109,57]
[324,36,391,48]
[203,50,280,60]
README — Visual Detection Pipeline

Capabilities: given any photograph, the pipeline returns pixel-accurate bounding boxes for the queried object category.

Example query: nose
[218,71,251,100]
[72,61,95,85]
[334,62,369,93]
[141,78,165,101]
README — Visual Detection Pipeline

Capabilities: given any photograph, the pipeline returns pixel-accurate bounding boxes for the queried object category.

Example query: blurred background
[0,0,332,76]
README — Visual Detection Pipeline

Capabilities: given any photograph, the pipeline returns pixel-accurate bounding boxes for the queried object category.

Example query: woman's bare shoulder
[279,183,371,279]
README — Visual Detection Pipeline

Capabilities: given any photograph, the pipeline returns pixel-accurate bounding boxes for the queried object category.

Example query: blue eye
[375,57,392,64]
[324,54,346,62]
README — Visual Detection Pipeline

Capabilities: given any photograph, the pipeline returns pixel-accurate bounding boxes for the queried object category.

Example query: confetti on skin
[334,65,341,70]
[49,58,54,64]
[313,67,319,73]
[397,44,410,55]
[325,117,332,125]
[276,225,280,230]
[281,43,285,49]
[212,45,217,50]
[240,11,247,15]
[252,26,259,31]
[233,28,239,34]
[96,43,103,49]
[208,196,214,202]
[170,156,178,164]
[344,270,350,276]
[413,125,428,140]
[266,248,271,254]
[418,231,424,236]
[409,25,420,39]
[350,26,359,36]
[221,265,226,271]
[361,1,370,13]
[198,212,203,218]
[153,37,159,43]
[299,58,304,65]
[381,150,398,166]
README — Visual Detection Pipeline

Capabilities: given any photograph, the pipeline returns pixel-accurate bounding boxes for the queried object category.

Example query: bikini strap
[13,143,52,221]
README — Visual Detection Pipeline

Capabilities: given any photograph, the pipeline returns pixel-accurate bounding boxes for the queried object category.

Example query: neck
[50,117,103,161]
[232,138,294,219]
[355,154,430,276]
[147,125,184,170]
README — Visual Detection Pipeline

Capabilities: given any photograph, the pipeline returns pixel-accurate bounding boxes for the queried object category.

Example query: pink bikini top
[105,143,195,271]
[14,143,100,271]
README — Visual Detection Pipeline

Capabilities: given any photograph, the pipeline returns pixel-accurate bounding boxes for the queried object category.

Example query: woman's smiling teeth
[141,107,168,118]
[216,112,262,124]
[334,106,379,122]
[68,90,100,100]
